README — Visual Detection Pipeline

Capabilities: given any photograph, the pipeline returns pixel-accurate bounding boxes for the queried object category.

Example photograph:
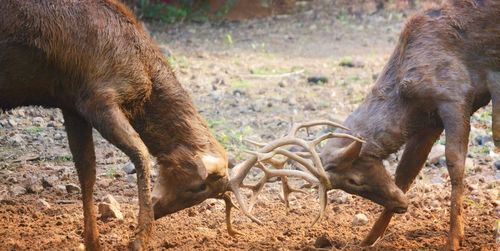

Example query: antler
[224,120,364,234]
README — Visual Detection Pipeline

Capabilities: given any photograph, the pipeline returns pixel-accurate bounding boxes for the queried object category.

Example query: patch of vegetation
[105,167,118,178]
[53,154,73,163]
[338,56,354,67]
[250,66,303,75]
[230,78,251,89]
[26,126,44,135]
[207,118,253,160]
[166,55,189,69]
[136,0,238,23]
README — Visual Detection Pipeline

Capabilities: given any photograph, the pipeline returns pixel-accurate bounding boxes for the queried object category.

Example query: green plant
[207,118,253,160]
[137,0,190,23]
[26,126,44,135]
[230,79,251,89]
[105,167,118,178]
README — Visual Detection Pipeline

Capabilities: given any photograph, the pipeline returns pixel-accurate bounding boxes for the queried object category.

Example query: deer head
[320,137,408,213]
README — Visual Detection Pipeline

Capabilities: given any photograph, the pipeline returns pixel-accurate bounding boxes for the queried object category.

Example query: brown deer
[320,0,500,249]
[0,0,230,250]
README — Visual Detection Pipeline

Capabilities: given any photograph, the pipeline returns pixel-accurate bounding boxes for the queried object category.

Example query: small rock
[55,185,67,195]
[494,160,500,170]
[8,134,24,146]
[428,144,445,165]
[53,133,64,140]
[122,162,136,174]
[32,116,45,126]
[99,194,123,220]
[25,177,44,194]
[474,135,492,145]
[37,199,51,209]
[314,234,332,248]
[42,175,58,188]
[352,213,369,226]
[7,177,18,183]
[307,76,328,85]
[9,185,26,196]
[66,183,81,194]
[26,183,44,194]
[7,118,17,127]
[233,89,246,97]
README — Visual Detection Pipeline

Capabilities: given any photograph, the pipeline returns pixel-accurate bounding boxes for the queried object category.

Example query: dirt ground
[0,1,499,250]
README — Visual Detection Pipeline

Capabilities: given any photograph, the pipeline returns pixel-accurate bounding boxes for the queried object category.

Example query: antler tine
[289,119,351,136]
[311,132,365,146]
[221,193,241,236]
[225,120,362,234]
[244,138,266,147]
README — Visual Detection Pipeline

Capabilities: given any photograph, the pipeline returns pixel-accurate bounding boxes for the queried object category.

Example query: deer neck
[344,94,408,160]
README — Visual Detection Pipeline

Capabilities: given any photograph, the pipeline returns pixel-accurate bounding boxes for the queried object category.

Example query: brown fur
[321,0,499,249]
[0,1,227,250]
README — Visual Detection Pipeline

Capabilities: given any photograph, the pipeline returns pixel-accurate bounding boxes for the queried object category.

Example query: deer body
[321,0,500,249]
[0,1,228,250]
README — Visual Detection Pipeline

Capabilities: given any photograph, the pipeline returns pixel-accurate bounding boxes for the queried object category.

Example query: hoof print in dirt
[99,194,124,221]
[314,234,332,249]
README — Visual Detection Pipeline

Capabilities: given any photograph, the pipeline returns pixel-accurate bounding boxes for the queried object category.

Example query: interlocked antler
[224,120,364,234]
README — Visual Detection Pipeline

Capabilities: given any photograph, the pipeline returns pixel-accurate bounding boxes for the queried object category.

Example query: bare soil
[0,1,498,250]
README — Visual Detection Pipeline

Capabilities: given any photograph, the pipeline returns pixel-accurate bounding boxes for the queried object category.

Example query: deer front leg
[487,72,500,147]
[63,110,100,251]
[438,102,469,250]
[81,99,153,251]
[361,128,442,246]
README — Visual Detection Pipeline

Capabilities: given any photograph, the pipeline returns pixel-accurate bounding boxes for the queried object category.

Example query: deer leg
[62,110,100,251]
[81,100,153,251]
[438,102,469,250]
[487,72,500,147]
[361,128,442,246]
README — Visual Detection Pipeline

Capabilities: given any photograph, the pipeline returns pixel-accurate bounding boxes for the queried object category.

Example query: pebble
[428,144,445,165]
[42,175,58,188]
[352,213,369,226]
[98,194,123,220]
[494,160,500,170]
[8,134,24,146]
[66,183,81,194]
[7,118,17,127]
[32,117,45,126]
[9,185,26,196]
[122,162,136,174]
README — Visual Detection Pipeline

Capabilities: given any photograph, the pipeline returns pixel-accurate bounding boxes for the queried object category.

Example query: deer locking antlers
[220,120,364,235]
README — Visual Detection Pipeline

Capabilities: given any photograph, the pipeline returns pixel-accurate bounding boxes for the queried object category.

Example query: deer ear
[336,141,362,164]
[201,154,227,177]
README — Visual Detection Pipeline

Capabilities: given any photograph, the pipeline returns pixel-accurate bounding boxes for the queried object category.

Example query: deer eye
[324,164,336,171]
[189,183,207,193]
[347,178,361,187]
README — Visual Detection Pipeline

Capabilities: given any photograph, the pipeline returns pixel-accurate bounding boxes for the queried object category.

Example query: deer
[0,1,364,250]
[0,0,232,250]
[320,0,500,249]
